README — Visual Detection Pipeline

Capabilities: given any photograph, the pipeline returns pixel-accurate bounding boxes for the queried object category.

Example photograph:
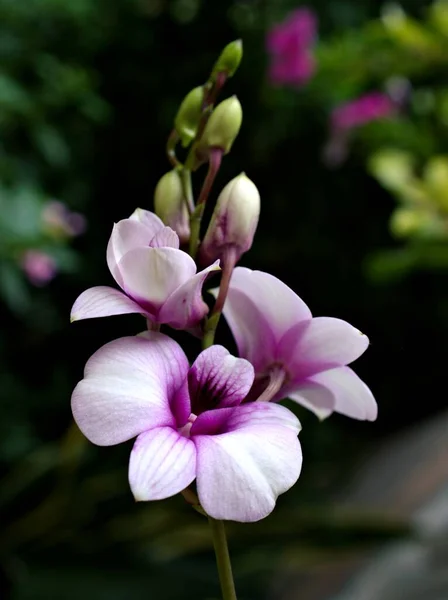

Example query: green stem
[188,148,223,258]
[208,517,237,600]
[180,167,194,214]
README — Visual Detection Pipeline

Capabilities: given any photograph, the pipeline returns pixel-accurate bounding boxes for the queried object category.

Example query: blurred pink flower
[331,92,396,132]
[21,250,57,286]
[42,200,87,238]
[266,8,317,87]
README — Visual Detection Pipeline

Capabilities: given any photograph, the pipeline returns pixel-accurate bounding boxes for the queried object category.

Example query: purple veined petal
[192,403,302,522]
[310,366,377,421]
[217,268,312,372]
[118,247,197,314]
[129,427,196,501]
[157,260,220,329]
[70,286,145,322]
[149,226,179,249]
[286,380,336,421]
[107,219,158,282]
[129,208,165,231]
[72,334,189,445]
[288,317,370,374]
[188,345,254,415]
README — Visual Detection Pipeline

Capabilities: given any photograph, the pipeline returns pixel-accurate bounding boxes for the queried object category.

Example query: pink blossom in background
[42,200,87,238]
[72,333,302,522]
[331,92,396,132]
[21,250,57,286]
[217,268,377,421]
[266,8,317,87]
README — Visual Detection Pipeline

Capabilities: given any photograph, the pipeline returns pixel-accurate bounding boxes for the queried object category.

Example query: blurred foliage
[1,0,447,599]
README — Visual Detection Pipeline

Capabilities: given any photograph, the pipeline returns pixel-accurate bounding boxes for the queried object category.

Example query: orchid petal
[149,226,179,249]
[107,219,158,281]
[193,403,302,522]
[129,427,196,501]
[288,317,369,374]
[129,208,165,230]
[118,247,197,313]
[310,366,377,421]
[188,345,254,415]
[70,286,145,322]
[71,334,189,445]
[287,380,336,420]
[158,260,220,329]
[219,268,312,371]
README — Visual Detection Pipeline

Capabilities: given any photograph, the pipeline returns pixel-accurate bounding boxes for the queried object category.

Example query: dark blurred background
[1,0,448,598]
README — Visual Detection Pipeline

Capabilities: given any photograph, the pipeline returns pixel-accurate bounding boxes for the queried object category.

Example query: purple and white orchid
[71,331,302,522]
[71,209,219,330]
[218,267,377,421]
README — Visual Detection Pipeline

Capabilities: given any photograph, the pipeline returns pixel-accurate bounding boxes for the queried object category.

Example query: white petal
[311,366,377,421]
[72,334,189,445]
[218,268,312,372]
[70,286,145,322]
[129,427,196,501]
[193,402,302,522]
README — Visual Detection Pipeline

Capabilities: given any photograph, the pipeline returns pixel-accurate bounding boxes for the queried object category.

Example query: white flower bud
[200,173,260,264]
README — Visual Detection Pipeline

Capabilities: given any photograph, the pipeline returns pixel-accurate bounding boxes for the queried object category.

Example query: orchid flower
[217,268,377,421]
[71,209,219,330]
[71,332,302,522]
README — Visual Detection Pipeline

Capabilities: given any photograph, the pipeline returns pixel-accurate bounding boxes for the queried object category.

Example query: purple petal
[149,226,179,249]
[287,317,369,376]
[107,219,158,282]
[219,268,312,372]
[70,286,145,322]
[192,403,302,522]
[310,366,377,421]
[71,334,189,445]
[188,346,254,415]
[129,427,196,501]
[158,260,220,329]
[118,247,197,314]
[286,380,336,420]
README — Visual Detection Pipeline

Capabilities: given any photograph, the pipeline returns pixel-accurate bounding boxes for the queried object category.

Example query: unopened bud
[199,96,242,155]
[154,169,190,244]
[211,40,243,79]
[174,86,205,147]
[200,173,260,264]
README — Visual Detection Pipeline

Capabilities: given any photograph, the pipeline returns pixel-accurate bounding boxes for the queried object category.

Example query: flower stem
[208,517,237,600]
[189,148,223,258]
[180,167,194,215]
[203,246,237,349]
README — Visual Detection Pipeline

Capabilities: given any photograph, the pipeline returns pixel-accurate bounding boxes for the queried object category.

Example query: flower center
[178,413,197,438]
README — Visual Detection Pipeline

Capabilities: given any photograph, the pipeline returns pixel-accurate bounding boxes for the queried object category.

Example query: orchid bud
[198,96,242,155]
[174,86,205,147]
[154,169,190,244]
[200,173,260,265]
[211,39,243,79]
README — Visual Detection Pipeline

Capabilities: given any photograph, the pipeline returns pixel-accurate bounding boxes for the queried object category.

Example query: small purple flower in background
[266,8,317,87]
[21,249,57,286]
[42,200,87,238]
[330,92,396,132]
[71,332,302,522]
[71,209,219,330]
[218,268,377,421]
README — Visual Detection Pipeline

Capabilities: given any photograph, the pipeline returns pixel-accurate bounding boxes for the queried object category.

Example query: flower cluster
[71,41,376,524]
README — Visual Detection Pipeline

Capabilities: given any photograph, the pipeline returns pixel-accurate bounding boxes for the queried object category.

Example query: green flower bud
[198,96,242,155]
[200,173,260,264]
[154,169,190,244]
[174,86,204,148]
[211,39,243,79]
